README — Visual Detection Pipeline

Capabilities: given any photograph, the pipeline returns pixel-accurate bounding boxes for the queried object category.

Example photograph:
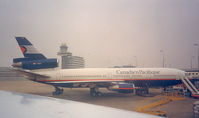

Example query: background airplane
[12,37,197,97]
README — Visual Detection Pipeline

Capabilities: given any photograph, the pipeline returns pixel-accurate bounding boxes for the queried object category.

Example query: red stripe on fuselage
[175,84,185,86]
[192,94,199,98]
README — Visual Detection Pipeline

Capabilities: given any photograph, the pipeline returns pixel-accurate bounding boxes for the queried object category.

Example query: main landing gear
[90,87,102,97]
[136,87,149,96]
[52,86,64,95]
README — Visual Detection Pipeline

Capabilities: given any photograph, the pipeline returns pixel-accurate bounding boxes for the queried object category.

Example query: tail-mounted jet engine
[12,58,58,70]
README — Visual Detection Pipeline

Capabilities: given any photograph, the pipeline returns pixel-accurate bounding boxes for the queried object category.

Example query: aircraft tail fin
[15,37,46,60]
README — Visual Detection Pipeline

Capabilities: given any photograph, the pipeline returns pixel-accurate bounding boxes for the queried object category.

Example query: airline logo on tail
[19,46,26,54]
[13,37,58,70]
[15,37,46,60]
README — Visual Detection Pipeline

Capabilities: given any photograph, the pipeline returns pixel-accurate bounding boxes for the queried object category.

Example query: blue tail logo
[15,37,46,60]
[13,37,58,70]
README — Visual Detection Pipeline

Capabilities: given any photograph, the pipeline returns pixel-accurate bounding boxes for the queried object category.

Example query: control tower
[57,44,85,69]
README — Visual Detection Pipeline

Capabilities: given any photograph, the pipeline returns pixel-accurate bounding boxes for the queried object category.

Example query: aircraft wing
[10,67,50,78]
[0,90,162,118]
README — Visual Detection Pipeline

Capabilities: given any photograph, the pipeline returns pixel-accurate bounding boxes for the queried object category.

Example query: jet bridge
[181,77,199,98]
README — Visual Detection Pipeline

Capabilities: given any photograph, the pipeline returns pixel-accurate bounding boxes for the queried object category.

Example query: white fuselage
[30,68,185,88]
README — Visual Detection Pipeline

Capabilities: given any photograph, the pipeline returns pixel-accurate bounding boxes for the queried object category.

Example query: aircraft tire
[96,92,102,96]
[90,92,97,97]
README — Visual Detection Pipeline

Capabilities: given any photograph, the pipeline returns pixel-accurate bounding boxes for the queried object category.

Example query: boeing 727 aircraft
[11,37,194,97]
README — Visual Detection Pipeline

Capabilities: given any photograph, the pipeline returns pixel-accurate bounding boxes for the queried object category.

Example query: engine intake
[108,83,135,93]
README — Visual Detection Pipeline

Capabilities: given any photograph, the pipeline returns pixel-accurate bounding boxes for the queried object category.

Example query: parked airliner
[12,37,187,96]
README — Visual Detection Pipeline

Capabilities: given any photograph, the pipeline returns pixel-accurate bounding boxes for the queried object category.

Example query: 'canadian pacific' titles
[116,70,160,75]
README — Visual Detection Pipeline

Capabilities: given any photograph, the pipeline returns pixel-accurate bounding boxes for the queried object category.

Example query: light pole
[134,56,137,67]
[191,56,195,69]
[160,50,165,68]
[194,43,199,69]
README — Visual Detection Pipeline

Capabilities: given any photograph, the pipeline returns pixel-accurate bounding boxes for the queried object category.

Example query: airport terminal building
[57,44,85,69]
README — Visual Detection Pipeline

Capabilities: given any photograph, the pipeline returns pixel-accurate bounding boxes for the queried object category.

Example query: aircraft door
[56,72,61,80]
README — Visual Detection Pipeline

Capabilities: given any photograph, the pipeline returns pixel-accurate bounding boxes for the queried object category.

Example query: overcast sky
[0,0,199,68]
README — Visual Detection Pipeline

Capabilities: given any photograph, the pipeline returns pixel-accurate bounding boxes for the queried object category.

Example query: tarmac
[0,67,198,118]
[0,79,197,118]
